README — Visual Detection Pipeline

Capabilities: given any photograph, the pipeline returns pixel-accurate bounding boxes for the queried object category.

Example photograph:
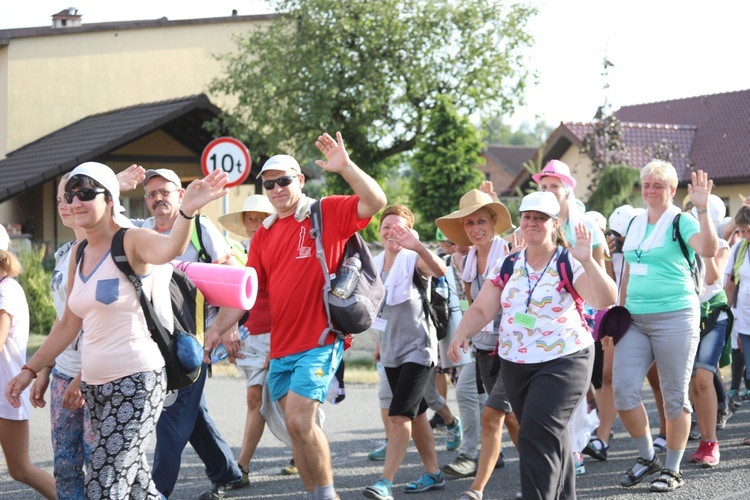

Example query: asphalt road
[2,374,749,499]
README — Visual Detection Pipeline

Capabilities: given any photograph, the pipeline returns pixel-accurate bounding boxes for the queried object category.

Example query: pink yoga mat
[172,261,258,310]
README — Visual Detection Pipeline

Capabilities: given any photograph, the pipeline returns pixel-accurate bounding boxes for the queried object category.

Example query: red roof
[615,89,750,182]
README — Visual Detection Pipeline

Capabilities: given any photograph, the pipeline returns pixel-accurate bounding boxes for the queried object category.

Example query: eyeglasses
[145,189,179,200]
[262,175,296,191]
[64,189,107,203]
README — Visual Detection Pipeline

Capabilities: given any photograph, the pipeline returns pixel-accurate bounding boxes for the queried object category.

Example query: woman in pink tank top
[6,162,228,499]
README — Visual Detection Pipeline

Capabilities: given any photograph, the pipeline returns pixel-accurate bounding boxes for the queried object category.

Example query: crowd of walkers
[1,144,749,499]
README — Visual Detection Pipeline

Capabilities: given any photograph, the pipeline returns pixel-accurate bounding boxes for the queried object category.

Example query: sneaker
[689,420,701,441]
[582,437,609,461]
[653,434,667,454]
[403,472,445,494]
[717,408,733,430]
[281,458,298,475]
[363,478,394,500]
[442,453,478,478]
[368,440,388,461]
[728,389,742,408]
[690,440,720,467]
[429,413,445,429]
[446,418,462,451]
[197,476,249,500]
[618,454,662,487]
[574,452,586,476]
[649,468,684,492]
[495,451,505,469]
[740,389,750,401]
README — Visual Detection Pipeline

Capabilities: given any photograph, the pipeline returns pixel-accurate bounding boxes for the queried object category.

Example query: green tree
[410,96,485,237]
[209,0,536,194]
[19,246,56,335]
[479,115,552,147]
[585,164,641,217]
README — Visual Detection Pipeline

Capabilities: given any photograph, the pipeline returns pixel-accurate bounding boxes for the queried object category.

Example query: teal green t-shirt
[624,214,700,314]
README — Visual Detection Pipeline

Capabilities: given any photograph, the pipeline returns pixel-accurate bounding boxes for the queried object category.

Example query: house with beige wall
[0,9,275,249]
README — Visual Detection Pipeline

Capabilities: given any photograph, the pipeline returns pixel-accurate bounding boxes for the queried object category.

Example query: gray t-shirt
[378,270,438,369]
[469,272,502,351]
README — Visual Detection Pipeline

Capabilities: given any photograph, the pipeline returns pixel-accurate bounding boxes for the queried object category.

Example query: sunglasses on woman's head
[64,188,107,203]
[262,175,296,191]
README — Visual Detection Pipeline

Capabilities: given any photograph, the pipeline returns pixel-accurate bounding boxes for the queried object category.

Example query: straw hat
[435,190,513,246]
[218,195,275,238]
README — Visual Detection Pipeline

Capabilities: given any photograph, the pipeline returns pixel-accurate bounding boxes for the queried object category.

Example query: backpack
[412,263,451,341]
[77,228,207,391]
[498,247,591,333]
[310,200,385,345]
[672,213,703,295]
[191,214,247,266]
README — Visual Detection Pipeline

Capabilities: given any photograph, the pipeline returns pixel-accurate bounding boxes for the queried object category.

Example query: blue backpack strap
[555,247,591,333]
[499,251,521,287]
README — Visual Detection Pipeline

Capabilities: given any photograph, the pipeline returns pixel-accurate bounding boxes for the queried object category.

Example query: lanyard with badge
[512,249,555,330]
[630,248,648,276]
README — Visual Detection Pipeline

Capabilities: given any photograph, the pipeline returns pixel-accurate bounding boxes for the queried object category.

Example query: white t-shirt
[726,239,750,335]
[50,241,83,378]
[495,248,591,364]
[0,277,31,420]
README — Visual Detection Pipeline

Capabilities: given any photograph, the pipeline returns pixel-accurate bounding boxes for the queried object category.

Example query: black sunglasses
[262,175,296,191]
[64,188,107,204]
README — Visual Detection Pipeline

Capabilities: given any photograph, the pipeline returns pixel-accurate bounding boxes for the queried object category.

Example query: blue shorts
[267,340,343,403]
[693,318,728,374]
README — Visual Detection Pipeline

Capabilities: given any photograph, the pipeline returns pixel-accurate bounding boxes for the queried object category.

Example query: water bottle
[332,253,361,299]
[435,276,448,299]
[211,326,250,363]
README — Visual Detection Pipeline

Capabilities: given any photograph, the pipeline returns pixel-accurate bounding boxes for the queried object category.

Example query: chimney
[52,7,82,28]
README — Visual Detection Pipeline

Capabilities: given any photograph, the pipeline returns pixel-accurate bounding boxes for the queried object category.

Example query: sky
[2,1,749,129]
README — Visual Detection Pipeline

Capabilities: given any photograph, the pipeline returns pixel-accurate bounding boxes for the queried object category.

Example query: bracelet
[696,208,708,214]
[179,208,196,220]
[22,364,38,379]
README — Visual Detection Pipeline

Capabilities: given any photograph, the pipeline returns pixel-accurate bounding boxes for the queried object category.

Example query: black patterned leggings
[82,369,166,499]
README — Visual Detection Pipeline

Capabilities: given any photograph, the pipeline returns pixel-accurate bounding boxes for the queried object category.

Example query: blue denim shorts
[267,340,343,403]
[693,318,728,374]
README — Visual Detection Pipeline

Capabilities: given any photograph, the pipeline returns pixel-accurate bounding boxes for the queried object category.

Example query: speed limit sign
[201,137,251,188]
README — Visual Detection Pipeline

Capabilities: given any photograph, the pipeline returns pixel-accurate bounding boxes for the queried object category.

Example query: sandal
[459,490,482,500]
[403,472,445,494]
[363,478,394,500]
[582,437,609,461]
[618,454,662,487]
[649,468,684,492]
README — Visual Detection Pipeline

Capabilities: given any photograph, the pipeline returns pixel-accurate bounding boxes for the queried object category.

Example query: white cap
[142,168,182,189]
[585,210,607,231]
[609,205,637,236]
[691,194,726,226]
[0,224,9,251]
[69,162,133,228]
[519,191,560,219]
[256,154,301,179]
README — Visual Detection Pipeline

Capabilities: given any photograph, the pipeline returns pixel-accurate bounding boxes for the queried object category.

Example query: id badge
[513,311,537,329]
[372,317,388,332]
[460,299,470,312]
[630,263,648,276]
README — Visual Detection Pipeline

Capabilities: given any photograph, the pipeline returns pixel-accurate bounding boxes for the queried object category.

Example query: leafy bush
[18,246,56,335]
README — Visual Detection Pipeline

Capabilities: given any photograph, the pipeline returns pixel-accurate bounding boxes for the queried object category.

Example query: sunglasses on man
[262,175,297,191]
[64,188,107,203]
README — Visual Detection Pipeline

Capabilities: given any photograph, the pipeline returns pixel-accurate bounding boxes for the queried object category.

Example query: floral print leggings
[82,369,166,499]
[50,369,96,499]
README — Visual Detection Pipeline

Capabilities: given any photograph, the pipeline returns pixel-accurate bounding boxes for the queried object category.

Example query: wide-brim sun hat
[531,159,577,189]
[435,189,513,246]
[218,194,275,238]
[519,191,560,219]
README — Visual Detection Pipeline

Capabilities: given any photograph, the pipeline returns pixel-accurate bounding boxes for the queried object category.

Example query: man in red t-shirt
[205,131,386,500]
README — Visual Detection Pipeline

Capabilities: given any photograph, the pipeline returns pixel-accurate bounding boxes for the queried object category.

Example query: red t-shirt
[248,195,369,358]
[244,289,271,334]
